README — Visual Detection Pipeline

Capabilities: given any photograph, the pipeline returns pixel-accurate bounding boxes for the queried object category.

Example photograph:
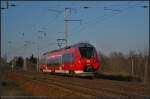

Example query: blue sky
[1,1,149,60]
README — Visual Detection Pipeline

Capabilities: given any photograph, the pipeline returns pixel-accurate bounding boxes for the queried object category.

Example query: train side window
[39,58,46,64]
[62,53,74,63]
[47,56,61,66]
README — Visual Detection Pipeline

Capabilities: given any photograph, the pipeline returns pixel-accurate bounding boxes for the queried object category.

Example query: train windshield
[79,47,94,59]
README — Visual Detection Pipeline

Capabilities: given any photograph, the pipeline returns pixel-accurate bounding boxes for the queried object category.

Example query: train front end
[77,43,100,74]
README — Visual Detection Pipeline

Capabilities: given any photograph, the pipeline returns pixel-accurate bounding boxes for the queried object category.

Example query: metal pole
[8,41,13,71]
[23,43,27,71]
[64,8,68,47]
[64,8,81,47]
[37,36,40,72]
[8,42,14,71]
[11,61,14,71]
[144,48,148,84]
[37,44,39,72]
[24,57,26,71]
[144,59,148,83]
[6,0,9,9]
[131,56,134,76]
[36,31,45,72]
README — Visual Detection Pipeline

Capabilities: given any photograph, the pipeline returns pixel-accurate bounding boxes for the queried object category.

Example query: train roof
[43,42,95,55]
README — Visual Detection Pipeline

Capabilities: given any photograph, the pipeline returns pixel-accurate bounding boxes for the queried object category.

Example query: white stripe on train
[42,69,84,74]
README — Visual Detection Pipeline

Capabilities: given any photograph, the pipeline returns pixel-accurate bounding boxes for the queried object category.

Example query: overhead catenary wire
[39,11,63,31]
[68,2,127,36]
[7,43,30,56]
[70,1,145,35]
[12,3,63,36]
[4,1,148,61]
[17,7,64,56]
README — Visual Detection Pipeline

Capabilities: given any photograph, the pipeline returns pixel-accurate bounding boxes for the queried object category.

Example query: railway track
[7,72,107,98]
[36,74,148,97]
[22,71,148,96]
[6,71,149,98]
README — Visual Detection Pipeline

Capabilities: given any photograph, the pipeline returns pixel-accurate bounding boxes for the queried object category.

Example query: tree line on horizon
[1,49,148,82]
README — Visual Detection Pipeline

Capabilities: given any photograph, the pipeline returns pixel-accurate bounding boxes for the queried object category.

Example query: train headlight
[78,60,81,64]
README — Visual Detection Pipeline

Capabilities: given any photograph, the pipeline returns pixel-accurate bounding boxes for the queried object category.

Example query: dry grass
[1,79,31,96]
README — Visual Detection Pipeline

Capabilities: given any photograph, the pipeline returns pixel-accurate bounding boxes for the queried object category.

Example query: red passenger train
[39,43,100,76]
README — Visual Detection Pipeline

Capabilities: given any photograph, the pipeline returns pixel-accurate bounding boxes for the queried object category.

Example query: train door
[59,55,63,71]
[62,53,74,73]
